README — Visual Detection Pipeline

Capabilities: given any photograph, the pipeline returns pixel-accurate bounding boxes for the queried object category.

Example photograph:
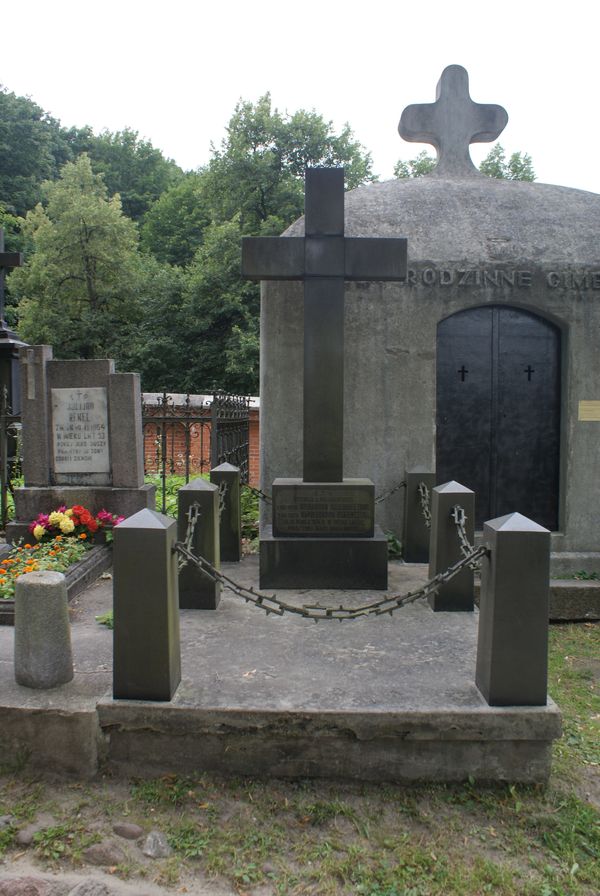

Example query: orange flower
[49,550,56,556]
[24,543,32,549]
[0,568,6,575]
[55,536,63,542]
[79,533,87,540]
[33,544,41,550]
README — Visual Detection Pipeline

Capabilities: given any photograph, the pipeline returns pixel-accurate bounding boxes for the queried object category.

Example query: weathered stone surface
[82,841,127,866]
[0,878,53,896]
[14,572,73,689]
[142,831,172,859]
[112,822,143,840]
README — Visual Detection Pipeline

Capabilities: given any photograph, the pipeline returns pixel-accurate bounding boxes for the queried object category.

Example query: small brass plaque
[578,400,600,421]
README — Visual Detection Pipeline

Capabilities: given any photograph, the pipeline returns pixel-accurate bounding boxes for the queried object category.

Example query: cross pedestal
[242,168,407,588]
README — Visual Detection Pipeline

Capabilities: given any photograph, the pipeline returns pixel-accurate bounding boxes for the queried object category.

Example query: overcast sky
[3,1,599,193]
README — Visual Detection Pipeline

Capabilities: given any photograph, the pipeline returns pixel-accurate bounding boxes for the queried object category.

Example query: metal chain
[173,540,487,622]
[217,481,228,518]
[245,485,273,505]
[451,504,481,570]
[178,503,201,571]
[374,479,407,505]
[418,481,432,529]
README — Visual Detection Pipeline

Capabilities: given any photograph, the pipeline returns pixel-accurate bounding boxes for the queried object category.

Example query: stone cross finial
[399,65,508,177]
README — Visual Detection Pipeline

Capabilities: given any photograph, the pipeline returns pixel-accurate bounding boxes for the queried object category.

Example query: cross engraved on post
[399,65,508,177]
[242,168,407,483]
[524,365,535,381]
[458,365,469,381]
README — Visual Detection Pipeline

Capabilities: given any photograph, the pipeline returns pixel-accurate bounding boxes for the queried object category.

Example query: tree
[393,151,436,179]
[9,156,143,360]
[478,145,535,182]
[140,172,212,266]
[73,128,183,222]
[0,87,60,216]
[201,94,375,236]
[395,144,536,181]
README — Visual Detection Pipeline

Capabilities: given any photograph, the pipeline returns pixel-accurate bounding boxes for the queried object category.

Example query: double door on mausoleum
[436,305,561,530]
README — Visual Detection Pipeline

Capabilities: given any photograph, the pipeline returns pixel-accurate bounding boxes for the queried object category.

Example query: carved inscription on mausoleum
[51,387,110,473]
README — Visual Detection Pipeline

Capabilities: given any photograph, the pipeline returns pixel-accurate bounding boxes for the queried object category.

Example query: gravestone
[260,65,600,578]
[7,345,154,541]
[243,168,407,588]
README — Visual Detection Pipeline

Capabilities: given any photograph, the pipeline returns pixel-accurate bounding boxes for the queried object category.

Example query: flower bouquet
[29,504,125,543]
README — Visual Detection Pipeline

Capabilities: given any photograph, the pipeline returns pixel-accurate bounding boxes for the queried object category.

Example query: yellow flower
[59,518,75,534]
[65,509,74,518]
[33,524,47,541]
[48,511,65,526]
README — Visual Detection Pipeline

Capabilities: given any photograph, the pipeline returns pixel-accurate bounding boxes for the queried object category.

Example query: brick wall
[142,396,260,487]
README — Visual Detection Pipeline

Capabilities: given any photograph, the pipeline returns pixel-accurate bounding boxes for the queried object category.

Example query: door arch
[436,305,561,530]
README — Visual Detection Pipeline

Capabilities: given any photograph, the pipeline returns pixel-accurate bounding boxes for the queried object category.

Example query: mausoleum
[259,65,600,574]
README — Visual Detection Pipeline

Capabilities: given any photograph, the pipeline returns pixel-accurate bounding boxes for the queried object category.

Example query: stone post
[476,512,550,706]
[210,463,242,562]
[428,480,475,611]
[113,508,181,701]
[14,571,73,688]
[178,478,221,609]
[403,467,435,563]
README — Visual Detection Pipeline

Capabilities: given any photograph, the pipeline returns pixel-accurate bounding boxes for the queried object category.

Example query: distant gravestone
[243,168,407,588]
[7,345,154,541]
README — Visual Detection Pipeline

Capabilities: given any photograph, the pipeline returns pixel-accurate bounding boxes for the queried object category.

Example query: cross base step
[259,525,388,590]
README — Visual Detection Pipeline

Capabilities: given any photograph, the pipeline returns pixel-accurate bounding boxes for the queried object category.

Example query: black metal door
[436,306,561,529]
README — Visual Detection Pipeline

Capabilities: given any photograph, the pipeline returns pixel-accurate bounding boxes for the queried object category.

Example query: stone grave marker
[7,345,154,541]
[243,168,407,588]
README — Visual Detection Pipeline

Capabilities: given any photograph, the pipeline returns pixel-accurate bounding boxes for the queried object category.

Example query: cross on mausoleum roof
[399,64,508,178]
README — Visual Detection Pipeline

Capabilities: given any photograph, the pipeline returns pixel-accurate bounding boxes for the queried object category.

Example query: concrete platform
[0,557,562,782]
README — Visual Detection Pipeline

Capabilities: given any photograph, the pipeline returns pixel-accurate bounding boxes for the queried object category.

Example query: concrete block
[108,372,145,487]
[428,481,475,611]
[113,509,181,701]
[476,512,550,706]
[14,571,73,688]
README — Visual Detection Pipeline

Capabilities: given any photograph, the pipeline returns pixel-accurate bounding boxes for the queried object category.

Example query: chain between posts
[451,503,482,570]
[245,485,273,505]
[217,481,228,519]
[418,481,432,529]
[374,479,407,505]
[173,538,487,622]
[178,502,201,571]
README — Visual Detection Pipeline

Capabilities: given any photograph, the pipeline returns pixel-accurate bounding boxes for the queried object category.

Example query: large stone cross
[399,64,508,177]
[242,168,407,483]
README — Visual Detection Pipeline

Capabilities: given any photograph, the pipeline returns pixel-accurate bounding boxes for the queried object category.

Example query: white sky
[3,1,599,193]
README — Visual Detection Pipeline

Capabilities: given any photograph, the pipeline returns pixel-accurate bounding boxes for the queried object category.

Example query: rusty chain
[217,481,228,519]
[374,479,407,505]
[418,481,432,529]
[451,504,482,570]
[174,538,487,623]
[177,502,201,571]
[245,485,273,505]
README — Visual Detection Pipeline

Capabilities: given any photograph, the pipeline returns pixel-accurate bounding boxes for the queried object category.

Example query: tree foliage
[10,156,143,360]
[395,144,536,182]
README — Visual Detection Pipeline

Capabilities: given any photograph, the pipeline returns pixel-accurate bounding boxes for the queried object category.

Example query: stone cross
[0,228,23,328]
[242,168,407,482]
[399,65,508,177]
